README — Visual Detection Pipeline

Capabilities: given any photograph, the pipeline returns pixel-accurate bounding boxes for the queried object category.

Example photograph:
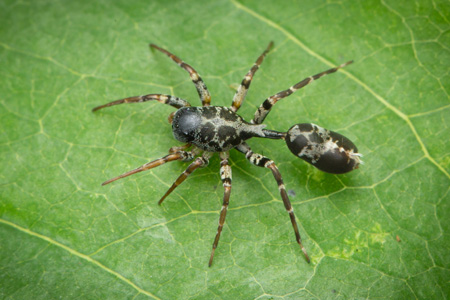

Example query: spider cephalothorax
[171,106,267,151]
[93,42,361,266]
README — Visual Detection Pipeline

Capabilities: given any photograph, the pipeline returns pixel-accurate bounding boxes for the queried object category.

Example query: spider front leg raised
[236,142,310,263]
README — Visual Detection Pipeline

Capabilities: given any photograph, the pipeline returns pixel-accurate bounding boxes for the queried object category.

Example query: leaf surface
[1,0,449,299]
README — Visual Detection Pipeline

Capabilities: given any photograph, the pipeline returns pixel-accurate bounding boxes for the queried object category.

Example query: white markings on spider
[92,41,361,267]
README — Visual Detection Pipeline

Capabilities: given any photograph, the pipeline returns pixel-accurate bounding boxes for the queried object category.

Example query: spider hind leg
[252,61,353,124]
[236,142,310,263]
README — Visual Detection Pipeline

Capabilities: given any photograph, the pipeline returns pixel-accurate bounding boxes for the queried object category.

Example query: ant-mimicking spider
[93,42,362,266]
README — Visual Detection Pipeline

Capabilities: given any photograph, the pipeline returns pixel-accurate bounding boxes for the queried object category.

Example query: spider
[93,42,362,266]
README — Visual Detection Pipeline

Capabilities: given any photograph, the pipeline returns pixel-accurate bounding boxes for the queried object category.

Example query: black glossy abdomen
[285,123,361,174]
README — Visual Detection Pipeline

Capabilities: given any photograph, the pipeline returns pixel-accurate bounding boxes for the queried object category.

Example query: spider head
[172,107,202,143]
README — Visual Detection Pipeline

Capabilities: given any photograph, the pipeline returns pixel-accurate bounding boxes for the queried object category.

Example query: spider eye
[285,123,362,174]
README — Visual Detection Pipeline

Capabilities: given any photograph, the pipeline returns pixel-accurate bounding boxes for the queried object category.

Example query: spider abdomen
[285,123,362,174]
[172,106,266,152]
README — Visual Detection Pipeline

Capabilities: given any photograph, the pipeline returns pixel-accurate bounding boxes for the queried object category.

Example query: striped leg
[169,143,191,154]
[92,94,191,112]
[209,152,232,267]
[101,150,196,186]
[230,42,273,112]
[252,61,353,124]
[158,152,212,205]
[236,143,310,263]
[150,44,212,107]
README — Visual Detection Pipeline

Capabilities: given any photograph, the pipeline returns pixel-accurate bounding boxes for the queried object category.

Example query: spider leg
[158,152,212,205]
[101,150,196,186]
[209,152,232,267]
[150,44,212,107]
[169,143,191,154]
[252,61,353,124]
[230,42,273,112]
[236,142,310,263]
[168,111,176,124]
[92,94,191,112]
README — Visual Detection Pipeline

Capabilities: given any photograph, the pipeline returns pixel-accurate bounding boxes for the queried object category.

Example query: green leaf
[1,0,449,299]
